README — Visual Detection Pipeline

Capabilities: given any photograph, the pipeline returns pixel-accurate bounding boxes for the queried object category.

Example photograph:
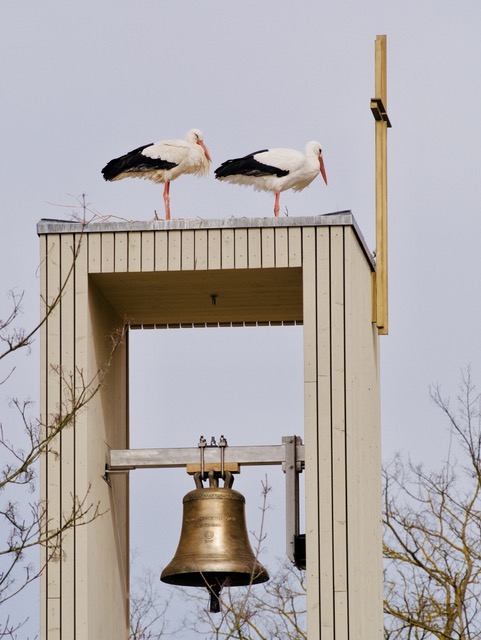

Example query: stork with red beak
[215,141,327,217]
[102,128,211,220]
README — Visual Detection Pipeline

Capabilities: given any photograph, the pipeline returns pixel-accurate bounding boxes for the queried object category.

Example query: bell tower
[39,212,383,638]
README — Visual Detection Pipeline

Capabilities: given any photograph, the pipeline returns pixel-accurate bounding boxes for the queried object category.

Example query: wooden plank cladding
[84,226,304,274]
[37,213,373,275]
[302,225,383,638]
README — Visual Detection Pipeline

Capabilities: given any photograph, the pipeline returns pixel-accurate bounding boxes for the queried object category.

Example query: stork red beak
[197,140,212,163]
[319,156,328,185]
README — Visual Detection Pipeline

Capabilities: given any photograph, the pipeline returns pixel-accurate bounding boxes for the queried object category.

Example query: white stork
[215,141,327,216]
[102,129,211,220]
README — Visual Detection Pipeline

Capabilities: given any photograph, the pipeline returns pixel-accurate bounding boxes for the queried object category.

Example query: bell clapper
[208,583,222,613]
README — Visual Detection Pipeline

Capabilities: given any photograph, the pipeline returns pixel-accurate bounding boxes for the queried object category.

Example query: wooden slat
[247,228,261,268]
[73,233,89,634]
[88,233,101,273]
[334,593,349,640]
[288,227,302,267]
[330,227,348,634]
[154,231,168,272]
[261,228,275,268]
[234,229,248,269]
[168,231,181,271]
[46,235,62,605]
[47,597,61,638]
[60,234,76,636]
[181,230,195,270]
[275,227,289,267]
[344,229,358,634]
[303,229,318,382]
[221,229,235,269]
[302,226,321,639]
[128,232,141,272]
[101,233,114,273]
[39,235,48,639]
[194,230,208,270]
[208,229,221,269]
[141,232,155,272]
[114,232,128,272]
[316,227,334,638]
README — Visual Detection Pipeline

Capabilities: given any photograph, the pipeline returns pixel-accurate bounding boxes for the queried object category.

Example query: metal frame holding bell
[161,475,269,612]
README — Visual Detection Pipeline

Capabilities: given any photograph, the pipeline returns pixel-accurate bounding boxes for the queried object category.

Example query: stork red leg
[163,181,171,220]
[274,192,280,217]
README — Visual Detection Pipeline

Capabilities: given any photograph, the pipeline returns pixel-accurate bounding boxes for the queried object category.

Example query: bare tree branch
[384,369,481,639]
[130,567,172,639]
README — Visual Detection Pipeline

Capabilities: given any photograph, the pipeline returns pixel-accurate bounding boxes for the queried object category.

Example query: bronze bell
[161,471,269,612]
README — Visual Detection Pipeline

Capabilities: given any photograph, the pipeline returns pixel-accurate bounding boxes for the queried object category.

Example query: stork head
[306,141,328,186]
[187,129,212,163]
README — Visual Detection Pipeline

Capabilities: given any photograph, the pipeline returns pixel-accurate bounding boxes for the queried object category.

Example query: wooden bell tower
[39,211,383,638]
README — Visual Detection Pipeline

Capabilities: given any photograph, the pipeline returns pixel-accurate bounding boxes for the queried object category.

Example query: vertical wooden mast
[371,34,391,335]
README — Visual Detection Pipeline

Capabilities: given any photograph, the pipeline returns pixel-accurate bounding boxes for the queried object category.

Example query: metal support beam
[107,440,305,471]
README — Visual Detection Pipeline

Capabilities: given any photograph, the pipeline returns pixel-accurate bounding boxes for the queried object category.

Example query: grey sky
[1,0,481,636]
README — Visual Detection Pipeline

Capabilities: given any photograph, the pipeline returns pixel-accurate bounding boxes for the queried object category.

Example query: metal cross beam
[107,439,305,471]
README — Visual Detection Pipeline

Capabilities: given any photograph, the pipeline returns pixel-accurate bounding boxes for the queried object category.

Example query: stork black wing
[215,150,289,179]
[102,144,178,181]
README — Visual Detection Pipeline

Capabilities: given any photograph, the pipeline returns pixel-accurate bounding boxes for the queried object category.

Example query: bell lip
[161,554,269,586]
[160,566,270,587]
